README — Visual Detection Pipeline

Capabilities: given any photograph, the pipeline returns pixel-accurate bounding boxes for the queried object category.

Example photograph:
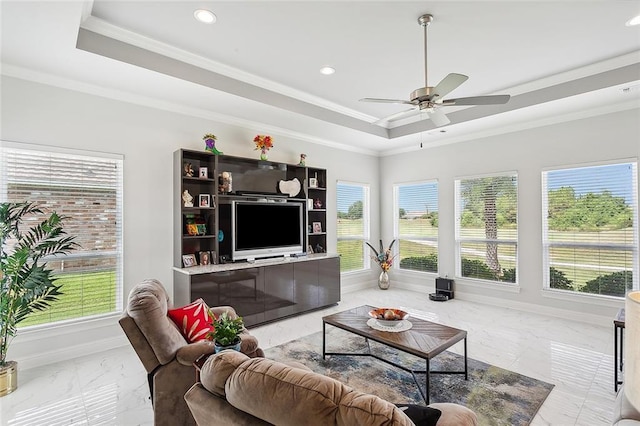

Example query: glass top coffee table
[322,304,468,404]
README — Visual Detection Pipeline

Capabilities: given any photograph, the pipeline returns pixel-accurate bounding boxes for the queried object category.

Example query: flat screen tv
[231,200,304,261]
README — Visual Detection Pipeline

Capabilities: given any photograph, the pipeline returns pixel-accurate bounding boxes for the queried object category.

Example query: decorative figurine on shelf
[203,133,222,155]
[298,153,306,166]
[314,243,325,254]
[314,198,323,209]
[218,171,232,194]
[254,134,273,160]
[182,190,194,207]
[184,162,194,177]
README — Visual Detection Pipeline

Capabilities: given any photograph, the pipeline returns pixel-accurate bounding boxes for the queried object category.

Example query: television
[231,200,304,261]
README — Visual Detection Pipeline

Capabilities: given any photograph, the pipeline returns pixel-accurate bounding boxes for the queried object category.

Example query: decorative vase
[260,149,268,161]
[214,340,242,353]
[0,361,18,397]
[378,270,390,290]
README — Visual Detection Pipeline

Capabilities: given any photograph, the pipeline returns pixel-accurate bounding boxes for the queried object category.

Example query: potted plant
[207,310,244,353]
[0,202,77,396]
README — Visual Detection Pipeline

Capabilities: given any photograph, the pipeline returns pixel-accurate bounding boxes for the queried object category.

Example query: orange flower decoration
[253,135,274,151]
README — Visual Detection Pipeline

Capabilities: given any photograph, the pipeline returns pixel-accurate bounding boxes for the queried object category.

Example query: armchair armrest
[176,340,216,366]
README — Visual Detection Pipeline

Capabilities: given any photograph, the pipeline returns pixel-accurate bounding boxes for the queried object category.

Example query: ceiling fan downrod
[418,14,433,88]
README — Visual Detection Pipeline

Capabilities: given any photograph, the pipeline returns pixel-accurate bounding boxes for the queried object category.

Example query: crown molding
[80,16,378,124]
[1,64,379,156]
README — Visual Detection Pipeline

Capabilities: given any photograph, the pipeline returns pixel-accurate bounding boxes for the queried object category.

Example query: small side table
[614,308,625,392]
[193,353,213,382]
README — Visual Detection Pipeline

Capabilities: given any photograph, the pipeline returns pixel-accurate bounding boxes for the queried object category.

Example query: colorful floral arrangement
[366,239,397,272]
[253,135,274,152]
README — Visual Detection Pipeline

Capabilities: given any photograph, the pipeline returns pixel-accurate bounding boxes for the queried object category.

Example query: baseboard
[453,291,611,327]
[18,334,129,371]
[379,280,611,327]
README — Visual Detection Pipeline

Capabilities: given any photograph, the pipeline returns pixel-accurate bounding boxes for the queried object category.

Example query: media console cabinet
[173,253,340,327]
[173,150,339,325]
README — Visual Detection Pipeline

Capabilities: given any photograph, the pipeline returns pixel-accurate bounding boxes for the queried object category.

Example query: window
[337,182,369,273]
[393,181,438,273]
[0,143,124,327]
[542,161,638,297]
[455,173,518,283]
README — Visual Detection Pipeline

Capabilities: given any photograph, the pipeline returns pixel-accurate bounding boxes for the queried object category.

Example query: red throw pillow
[168,298,214,343]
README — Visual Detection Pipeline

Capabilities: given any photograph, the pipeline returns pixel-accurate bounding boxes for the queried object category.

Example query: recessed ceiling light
[194,9,216,24]
[319,66,336,75]
[626,14,640,26]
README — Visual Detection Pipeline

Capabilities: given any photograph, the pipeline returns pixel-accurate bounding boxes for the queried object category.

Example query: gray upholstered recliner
[119,279,264,426]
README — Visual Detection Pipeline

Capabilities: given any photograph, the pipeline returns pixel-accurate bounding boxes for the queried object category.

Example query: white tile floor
[0,288,619,425]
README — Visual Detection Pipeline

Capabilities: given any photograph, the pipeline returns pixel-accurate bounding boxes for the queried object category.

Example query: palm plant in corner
[0,202,77,396]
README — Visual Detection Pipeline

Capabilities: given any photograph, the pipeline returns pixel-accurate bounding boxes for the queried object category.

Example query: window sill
[454,276,521,293]
[541,288,625,307]
[395,268,439,278]
[16,312,122,343]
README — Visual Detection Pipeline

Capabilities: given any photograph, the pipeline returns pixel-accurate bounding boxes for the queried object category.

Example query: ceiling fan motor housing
[411,87,437,102]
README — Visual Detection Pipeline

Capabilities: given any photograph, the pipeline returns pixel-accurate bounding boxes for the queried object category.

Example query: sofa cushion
[168,298,215,343]
[222,357,413,426]
[428,403,478,426]
[337,392,415,425]
[200,350,250,397]
[126,279,186,365]
[395,404,441,426]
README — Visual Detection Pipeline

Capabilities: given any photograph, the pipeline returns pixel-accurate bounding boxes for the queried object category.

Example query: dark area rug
[265,328,554,426]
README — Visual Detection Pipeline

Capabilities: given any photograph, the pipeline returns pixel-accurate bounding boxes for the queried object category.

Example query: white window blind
[337,182,369,273]
[455,173,518,283]
[542,161,638,297]
[394,181,438,273]
[0,144,124,327]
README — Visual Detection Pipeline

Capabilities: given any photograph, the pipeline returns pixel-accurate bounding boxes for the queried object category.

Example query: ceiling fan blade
[442,94,511,106]
[427,108,450,127]
[430,73,469,101]
[374,107,419,124]
[360,97,415,105]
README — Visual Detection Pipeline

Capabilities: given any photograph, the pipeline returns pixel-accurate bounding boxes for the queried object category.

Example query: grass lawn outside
[20,270,117,327]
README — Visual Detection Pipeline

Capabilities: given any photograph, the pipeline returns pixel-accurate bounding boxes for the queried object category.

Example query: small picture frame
[312,222,322,233]
[309,177,318,188]
[182,254,197,268]
[199,251,210,266]
[307,245,314,254]
[307,199,314,210]
[199,167,208,179]
[199,194,210,208]
[210,250,218,265]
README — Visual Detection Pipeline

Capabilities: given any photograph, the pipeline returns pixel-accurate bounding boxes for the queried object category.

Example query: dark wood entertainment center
[173,149,340,326]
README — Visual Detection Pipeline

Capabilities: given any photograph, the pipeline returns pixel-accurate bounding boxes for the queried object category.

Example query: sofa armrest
[185,383,271,426]
[176,340,216,366]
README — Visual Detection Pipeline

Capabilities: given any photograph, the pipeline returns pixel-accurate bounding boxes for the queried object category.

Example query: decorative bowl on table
[368,308,409,327]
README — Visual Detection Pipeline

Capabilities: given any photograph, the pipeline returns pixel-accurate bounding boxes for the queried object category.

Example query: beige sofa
[184,350,477,426]
[119,279,264,426]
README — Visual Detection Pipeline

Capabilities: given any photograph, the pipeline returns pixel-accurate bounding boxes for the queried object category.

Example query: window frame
[541,159,639,298]
[336,181,370,274]
[393,179,439,274]
[0,140,124,328]
[454,171,519,285]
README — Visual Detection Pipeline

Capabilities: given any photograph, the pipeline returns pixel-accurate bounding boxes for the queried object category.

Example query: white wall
[380,108,640,324]
[0,76,380,367]
[2,74,637,367]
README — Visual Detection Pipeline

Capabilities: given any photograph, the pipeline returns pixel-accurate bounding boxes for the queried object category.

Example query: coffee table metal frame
[322,305,468,405]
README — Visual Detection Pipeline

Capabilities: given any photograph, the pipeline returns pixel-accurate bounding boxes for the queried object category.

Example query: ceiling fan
[360,14,510,127]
